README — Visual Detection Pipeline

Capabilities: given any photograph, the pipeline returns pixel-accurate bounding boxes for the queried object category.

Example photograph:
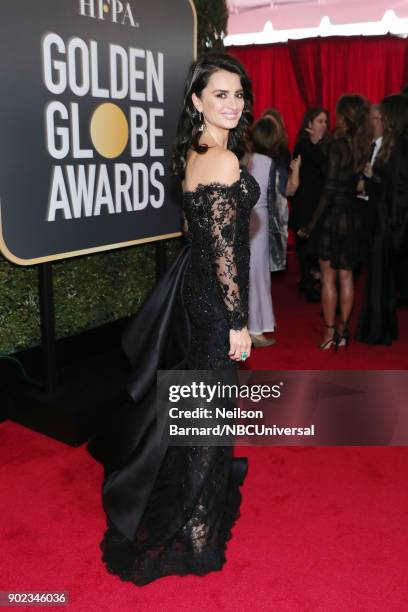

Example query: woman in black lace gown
[297,95,371,349]
[87,53,260,585]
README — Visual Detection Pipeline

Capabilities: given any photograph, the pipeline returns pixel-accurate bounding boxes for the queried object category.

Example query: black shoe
[336,320,350,350]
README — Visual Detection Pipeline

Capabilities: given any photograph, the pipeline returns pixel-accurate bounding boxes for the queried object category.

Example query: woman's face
[370,107,384,138]
[192,69,245,132]
[309,112,328,139]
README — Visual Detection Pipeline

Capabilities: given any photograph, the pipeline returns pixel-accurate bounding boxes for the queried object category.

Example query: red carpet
[248,253,408,370]
[1,253,408,611]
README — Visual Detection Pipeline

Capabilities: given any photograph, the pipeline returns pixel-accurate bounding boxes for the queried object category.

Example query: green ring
[241,351,248,361]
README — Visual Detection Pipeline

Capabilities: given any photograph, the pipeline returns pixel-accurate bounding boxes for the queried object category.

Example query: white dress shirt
[357,136,383,200]
[370,136,383,165]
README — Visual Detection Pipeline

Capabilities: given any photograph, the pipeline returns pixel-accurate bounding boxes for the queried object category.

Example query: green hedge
[0,239,183,354]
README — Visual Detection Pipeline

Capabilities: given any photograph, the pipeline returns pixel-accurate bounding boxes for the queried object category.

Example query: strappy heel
[336,319,350,350]
[319,323,338,350]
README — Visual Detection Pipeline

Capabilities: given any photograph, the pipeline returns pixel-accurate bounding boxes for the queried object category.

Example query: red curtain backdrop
[229,35,408,149]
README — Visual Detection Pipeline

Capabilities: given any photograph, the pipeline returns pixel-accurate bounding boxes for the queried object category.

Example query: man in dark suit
[356,104,384,265]
[397,85,408,306]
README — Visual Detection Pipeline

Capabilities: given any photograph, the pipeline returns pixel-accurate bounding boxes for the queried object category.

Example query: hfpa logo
[79,0,138,27]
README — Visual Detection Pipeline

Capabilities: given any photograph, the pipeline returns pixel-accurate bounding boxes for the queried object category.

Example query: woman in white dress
[247,117,300,347]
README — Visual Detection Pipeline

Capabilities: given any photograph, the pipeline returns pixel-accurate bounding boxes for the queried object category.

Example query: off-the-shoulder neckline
[183,169,246,197]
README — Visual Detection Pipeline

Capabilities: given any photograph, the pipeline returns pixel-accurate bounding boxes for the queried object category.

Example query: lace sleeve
[307,139,341,233]
[206,185,246,331]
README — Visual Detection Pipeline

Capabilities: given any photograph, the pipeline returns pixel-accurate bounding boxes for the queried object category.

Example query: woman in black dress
[87,53,260,585]
[290,107,329,302]
[298,95,371,349]
[355,94,408,344]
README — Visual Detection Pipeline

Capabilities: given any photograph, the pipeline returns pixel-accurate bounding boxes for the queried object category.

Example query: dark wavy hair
[250,117,280,158]
[295,107,330,149]
[172,53,253,178]
[377,94,408,164]
[261,107,290,167]
[335,94,371,172]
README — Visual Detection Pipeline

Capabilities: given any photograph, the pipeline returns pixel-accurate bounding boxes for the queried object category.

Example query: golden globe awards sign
[0,0,196,264]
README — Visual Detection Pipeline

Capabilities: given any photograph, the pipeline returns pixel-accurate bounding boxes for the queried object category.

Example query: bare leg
[338,269,354,343]
[319,259,338,346]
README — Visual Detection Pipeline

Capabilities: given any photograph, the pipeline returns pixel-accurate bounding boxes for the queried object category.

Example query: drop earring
[198,111,204,132]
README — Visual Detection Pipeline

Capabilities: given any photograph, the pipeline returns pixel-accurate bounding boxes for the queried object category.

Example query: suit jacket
[387,135,408,256]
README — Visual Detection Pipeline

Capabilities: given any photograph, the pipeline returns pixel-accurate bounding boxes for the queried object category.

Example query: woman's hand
[229,327,252,362]
[297,227,310,239]
[356,178,366,193]
[290,155,302,172]
[286,155,302,196]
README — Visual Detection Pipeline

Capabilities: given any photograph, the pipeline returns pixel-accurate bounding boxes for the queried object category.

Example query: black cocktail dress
[306,137,362,270]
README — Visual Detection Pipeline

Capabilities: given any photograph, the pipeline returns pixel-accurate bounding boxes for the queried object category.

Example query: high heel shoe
[336,320,350,350]
[319,323,338,350]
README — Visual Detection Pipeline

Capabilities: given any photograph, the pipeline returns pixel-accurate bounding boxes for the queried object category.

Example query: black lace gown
[87,168,260,585]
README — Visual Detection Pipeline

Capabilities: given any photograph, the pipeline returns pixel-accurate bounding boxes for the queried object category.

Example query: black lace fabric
[101,446,248,585]
[183,170,260,368]
[206,181,248,330]
[99,168,260,585]
[306,137,363,270]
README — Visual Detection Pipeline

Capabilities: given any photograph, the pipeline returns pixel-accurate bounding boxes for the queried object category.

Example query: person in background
[244,113,300,348]
[246,119,279,347]
[290,107,329,302]
[396,84,408,306]
[262,107,291,168]
[356,93,408,344]
[248,119,277,348]
[356,103,384,259]
[297,94,371,350]
[261,107,300,272]
[368,104,384,165]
